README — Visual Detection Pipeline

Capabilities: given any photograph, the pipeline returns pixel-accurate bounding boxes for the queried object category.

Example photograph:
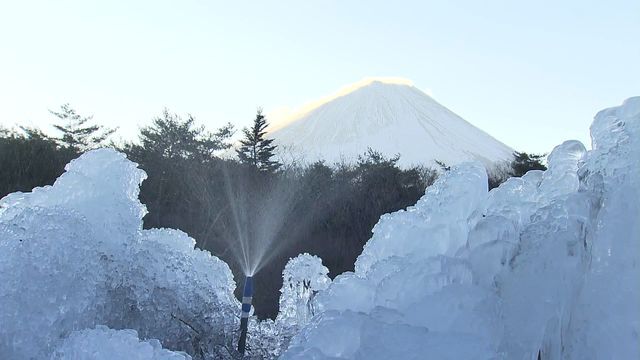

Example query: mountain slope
[268,79,513,168]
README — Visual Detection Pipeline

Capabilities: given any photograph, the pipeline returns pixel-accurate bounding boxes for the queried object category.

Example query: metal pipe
[237,276,253,355]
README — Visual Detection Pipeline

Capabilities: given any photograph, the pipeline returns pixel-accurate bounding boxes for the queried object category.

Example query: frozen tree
[245,253,331,359]
[277,253,331,327]
[0,149,240,359]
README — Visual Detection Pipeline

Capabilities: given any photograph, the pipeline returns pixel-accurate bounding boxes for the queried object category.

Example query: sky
[1,0,638,154]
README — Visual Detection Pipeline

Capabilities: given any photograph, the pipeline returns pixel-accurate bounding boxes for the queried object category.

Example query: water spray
[237,275,253,355]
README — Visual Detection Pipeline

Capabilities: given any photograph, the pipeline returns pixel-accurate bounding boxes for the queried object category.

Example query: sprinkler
[237,276,253,355]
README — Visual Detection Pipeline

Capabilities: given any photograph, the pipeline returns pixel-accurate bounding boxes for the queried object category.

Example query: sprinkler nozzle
[237,276,253,355]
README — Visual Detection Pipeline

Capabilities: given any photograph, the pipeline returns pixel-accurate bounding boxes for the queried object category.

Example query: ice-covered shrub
[277,253,331,327]
[283,97,640,359]
[566,97,640,359]
[0,149,240,359]
[246,253,331,359]
[51,326,191,360]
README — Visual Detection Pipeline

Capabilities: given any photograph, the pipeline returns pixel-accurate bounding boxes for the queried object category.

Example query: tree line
[0,104,545,318]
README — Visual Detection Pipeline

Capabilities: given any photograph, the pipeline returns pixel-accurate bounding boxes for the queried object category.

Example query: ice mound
[277,253,331,327]
[245,254,332,359]
[0,149,239,359]
[283,97,640,359]
[51,326,191,360]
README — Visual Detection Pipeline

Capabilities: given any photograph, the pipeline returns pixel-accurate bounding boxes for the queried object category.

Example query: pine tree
[50,104,116,151]
[510,151,546,177]
[0,127,77,198]
[127,109,234,161]
[237,108,281,172]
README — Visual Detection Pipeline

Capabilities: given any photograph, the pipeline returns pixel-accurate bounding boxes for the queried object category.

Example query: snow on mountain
[268,78,514,168]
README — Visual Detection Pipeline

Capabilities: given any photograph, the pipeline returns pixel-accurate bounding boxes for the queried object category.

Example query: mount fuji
[268,78,514,168]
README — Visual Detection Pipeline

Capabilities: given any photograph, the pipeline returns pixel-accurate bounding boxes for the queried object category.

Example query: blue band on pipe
[243,276,254,297]
[237,276,253,355]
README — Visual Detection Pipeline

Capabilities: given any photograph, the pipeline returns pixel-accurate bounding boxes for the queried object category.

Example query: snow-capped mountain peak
[268,78,513,168]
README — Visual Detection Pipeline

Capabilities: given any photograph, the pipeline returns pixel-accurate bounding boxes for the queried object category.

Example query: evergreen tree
[126,109,234,162]
[0,127,77,198]
[237,109,281,172]
[511,151,546,177]
[50,104,116,151]
[122,109,234,229]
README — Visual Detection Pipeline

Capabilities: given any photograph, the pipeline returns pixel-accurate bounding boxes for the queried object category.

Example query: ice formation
[51,326,191,360]
[282,97,640,359]
[277,253,332,327]
[245,254,332,359]
[0,149,239,359]
[1,97,638,359]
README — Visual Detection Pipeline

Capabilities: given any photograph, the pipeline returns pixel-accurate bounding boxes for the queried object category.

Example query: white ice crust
[277,253,332,327]
[282,97,640,359]
[51,326,192,360]
[1,97,638,359]
[0,149,239,359]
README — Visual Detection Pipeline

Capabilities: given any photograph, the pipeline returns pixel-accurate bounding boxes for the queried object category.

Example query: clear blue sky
[1,0,638,154]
